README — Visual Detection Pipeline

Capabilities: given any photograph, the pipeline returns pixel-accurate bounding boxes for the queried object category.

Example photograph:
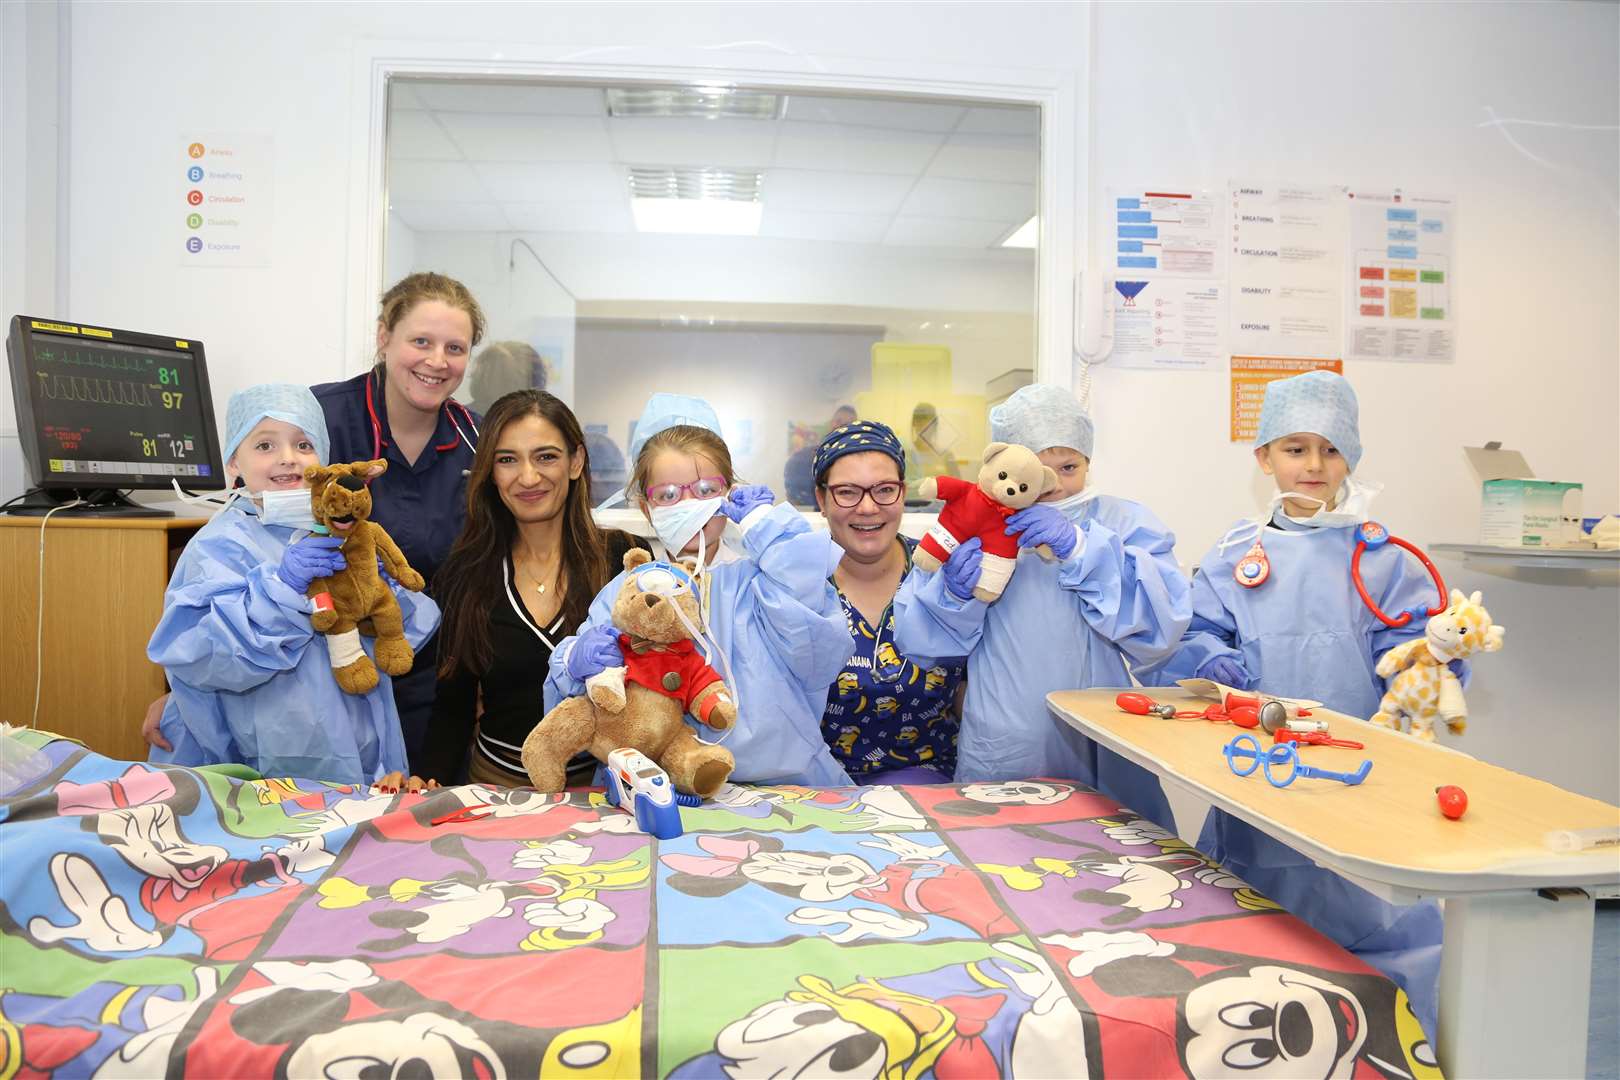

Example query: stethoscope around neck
[364,368,480,468]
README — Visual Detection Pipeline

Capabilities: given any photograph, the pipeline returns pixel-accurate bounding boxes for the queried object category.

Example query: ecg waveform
[35,372,155,407]
[36,347,152,372]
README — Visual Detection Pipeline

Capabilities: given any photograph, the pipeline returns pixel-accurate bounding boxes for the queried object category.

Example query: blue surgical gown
[892,495,1191,825]
[546,504,855,787]
[146,503,440,785]
[1140,513,1443,1039]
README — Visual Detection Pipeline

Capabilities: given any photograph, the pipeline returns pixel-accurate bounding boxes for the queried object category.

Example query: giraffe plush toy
[1370,588,1505,741]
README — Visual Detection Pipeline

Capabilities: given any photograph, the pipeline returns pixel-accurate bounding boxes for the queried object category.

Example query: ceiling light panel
[606,87,782,120]
[628,167,761,203]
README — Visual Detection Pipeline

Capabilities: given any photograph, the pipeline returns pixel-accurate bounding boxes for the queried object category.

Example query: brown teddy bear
[521,549,736,797]
[912,441,1058,601]
[303,459,426,694]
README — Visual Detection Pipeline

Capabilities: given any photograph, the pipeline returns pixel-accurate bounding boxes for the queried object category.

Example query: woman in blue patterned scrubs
[813,421,965,783]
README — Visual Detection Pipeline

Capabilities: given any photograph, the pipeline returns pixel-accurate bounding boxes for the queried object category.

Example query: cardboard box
[1464,443,1583,547]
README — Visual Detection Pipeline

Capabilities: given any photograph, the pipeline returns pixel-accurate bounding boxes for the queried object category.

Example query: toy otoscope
[1351,521,1447,628]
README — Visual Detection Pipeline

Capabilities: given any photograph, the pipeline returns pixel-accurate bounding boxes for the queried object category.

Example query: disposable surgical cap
[1253,370,1362,470]
[989,383,1095,459]
[629,393,722,463]
[223,383,329,465]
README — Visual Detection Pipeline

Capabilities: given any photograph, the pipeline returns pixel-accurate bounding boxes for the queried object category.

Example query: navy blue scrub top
[311,370,478,588]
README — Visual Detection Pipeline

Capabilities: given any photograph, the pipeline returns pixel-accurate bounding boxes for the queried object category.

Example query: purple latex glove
[722,484,775,523]
[1448,658,1472,690]
[941,537,984,602]
[1005,504,1080,560]
[277,534,346,594]
[1196,655,1254,690]
[566,624,624,681]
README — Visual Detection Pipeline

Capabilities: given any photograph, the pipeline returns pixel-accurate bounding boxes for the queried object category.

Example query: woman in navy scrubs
[313,272,486,767]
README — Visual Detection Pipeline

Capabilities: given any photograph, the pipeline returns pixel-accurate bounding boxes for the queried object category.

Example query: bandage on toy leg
[586,666,627,713]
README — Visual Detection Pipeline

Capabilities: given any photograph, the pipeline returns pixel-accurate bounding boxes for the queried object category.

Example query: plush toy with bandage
[304,459,426,694]
[911,442,1059,602]
[522,548,736,797]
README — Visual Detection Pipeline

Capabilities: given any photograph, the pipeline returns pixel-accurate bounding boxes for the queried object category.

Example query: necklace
[514,544,560,597]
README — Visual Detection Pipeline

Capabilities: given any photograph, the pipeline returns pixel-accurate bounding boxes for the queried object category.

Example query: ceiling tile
[608,117,775,168]
[765,169,915,215]
[504,201,634,233]
[927,133,1039,184]
[408,82,606,116]
[956,106,1040,135]
[782,96,965,132]
[772,121,942,175]
[387,111,461,160]
[901,177,1035,221]
[389,201,510,232]
[388,160,488,203]
[882,216,1014,248]
[474,161,625,203]
[438,113,613,163]
[759,208,891,244]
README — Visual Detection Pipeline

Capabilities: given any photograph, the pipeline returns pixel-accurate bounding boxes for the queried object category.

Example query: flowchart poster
[180,133,273,267]
[1110,189,1223,278]
[1344,190,1453,363]
[1228,181,1346,359]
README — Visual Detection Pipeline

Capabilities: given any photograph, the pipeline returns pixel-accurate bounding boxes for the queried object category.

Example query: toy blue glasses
[1222,734,1372,788]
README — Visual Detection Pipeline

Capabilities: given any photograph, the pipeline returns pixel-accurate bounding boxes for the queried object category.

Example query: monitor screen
[7,316,224,491]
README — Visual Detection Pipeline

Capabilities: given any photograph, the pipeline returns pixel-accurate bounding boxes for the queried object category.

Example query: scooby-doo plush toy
[911,441,1059,602]
[304,459,426,694]
[522,548,736,798]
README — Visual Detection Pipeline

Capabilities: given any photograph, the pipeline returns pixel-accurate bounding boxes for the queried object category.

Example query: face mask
[649,496,725,559]
[1277,476,1383,530]
[258,487,327,533]
[1218,476,1383,553]
[1047,485,1099,518]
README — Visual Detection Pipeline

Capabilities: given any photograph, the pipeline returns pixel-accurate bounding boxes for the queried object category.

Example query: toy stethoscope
[1232,516,1447,630]
[363,368,480,467]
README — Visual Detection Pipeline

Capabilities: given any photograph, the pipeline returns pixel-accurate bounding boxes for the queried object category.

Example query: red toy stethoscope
[1232,516,1446,629]
[364,368,480,466]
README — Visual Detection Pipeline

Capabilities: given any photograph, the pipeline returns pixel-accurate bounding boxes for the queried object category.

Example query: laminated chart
[1111,190,1222,278]
[1344,191,1454,363]
[1228,182,1347,360]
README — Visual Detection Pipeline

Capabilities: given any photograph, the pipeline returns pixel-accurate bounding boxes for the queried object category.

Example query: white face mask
[1047,484,1099,518]
[258,486,326,533]
[649,496,725,559]
[1218,475,1383,553]
[628,559,737,746]
[1277,475,1383,529]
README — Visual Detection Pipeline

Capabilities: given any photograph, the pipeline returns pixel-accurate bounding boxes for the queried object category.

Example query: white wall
[1086,0,1619,559]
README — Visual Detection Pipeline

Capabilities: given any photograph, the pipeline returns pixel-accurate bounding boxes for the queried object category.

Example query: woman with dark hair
[420,389,646,786]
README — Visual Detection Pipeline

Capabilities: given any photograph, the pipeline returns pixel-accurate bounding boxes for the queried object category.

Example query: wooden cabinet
[0,516,206,762]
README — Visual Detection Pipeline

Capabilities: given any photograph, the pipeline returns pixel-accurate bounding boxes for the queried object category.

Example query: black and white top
[422,531,647,784]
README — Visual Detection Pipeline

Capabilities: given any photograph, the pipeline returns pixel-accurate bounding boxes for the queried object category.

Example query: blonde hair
[376,272,486,352]
[630,425,736,507]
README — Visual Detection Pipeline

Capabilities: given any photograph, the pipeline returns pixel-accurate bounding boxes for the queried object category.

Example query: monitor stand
[3,488,174,518]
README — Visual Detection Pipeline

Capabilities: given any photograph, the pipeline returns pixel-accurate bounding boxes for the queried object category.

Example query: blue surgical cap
[813,420,905,484]
[1254,370,1362,470]
[223,383,329,465]
[989,383,1095,459]
[629,393,722,463]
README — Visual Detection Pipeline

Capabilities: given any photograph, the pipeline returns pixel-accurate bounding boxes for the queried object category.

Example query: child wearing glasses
[812,421,966,782]
[545,394,854,786]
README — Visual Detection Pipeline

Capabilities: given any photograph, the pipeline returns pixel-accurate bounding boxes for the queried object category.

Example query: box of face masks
[1464,443,1583,547]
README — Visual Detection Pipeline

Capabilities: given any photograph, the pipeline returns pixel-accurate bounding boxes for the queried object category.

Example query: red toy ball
[1435,785,1468,820]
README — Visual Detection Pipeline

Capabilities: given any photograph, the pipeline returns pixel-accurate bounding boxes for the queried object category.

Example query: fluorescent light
[629,167,761,201]
[632,197,762,236]
[606,87,782,120]
[999,215,1038,249]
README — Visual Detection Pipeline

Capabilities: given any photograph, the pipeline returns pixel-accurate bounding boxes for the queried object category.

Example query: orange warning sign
[1230,356,1343,442]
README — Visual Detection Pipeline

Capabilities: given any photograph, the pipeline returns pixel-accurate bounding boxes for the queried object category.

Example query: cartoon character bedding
[0,729,1439,1078]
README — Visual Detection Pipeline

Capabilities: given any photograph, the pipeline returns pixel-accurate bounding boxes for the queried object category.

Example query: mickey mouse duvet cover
[0,729,1439,1078]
